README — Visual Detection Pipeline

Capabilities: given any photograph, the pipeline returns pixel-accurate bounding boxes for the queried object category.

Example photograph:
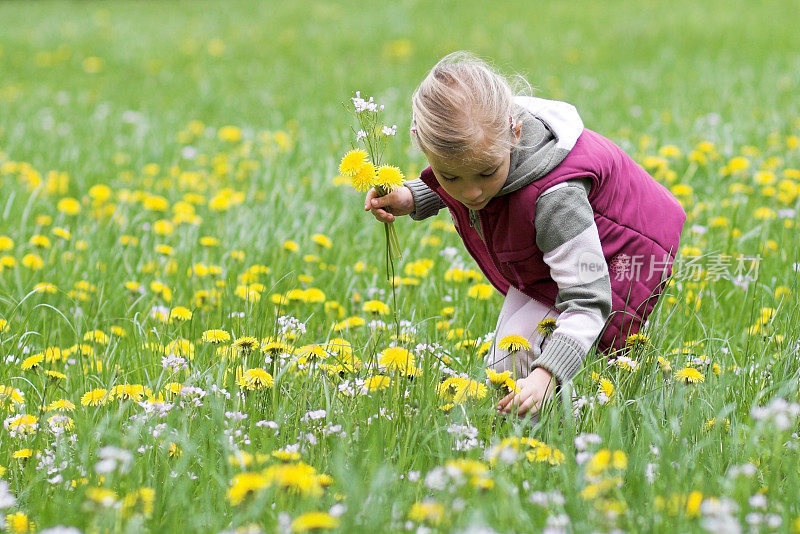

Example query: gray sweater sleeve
[403,178,446,221]
[530,177,613,386]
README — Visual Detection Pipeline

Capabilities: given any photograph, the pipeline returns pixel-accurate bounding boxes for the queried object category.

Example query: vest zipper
[468,209,483,242]
[473,206,553,310]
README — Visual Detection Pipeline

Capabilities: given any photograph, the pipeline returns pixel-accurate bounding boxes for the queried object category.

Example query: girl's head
[411,51,528,209]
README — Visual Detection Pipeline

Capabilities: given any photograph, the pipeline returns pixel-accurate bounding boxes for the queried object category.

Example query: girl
[364,51,686,418]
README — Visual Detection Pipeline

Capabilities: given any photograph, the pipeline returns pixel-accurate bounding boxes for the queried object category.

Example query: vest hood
[497,96,585,197]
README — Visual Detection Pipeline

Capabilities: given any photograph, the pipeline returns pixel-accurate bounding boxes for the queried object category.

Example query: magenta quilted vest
[420,128,687,354]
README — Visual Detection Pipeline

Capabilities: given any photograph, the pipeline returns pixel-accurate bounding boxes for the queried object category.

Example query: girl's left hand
[497,367,557,416]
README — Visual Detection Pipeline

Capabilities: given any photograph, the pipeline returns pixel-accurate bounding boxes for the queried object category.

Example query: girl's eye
[481,168,499,177]
[442,176,457,183]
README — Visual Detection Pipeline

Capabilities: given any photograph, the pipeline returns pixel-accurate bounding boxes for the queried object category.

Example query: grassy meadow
[1,0,800,532]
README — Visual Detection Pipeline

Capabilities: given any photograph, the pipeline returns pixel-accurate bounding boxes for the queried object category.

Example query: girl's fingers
[497,391,514,410]
[364,189,377,210]
[500,393,523,413]
[371,208,394,223]
[517,396,538,416]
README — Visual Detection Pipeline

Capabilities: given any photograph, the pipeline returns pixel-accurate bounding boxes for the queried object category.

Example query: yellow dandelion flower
[272,449,302,462]
[363,300,390,315]
[7,414,38,435]
[297,344,329,363]
[5,511,34,533]
[338,149,369,176]
[686,490,703,518]
[378,347,417,374]
[351,160,376,192]
[598,378,615,401]
[262,461,323,496]
[232,336,259,354]
[536,318,557,337]
[108,384,149,402]
[500,376,519,393]
[625,333,651,351]
[13,449,35,460]
[333,316,365,331]
[728,156,750,173]
[408,501,445,525]
[438,376,487,403]
[165,338,194,358]
[83,330,109,345]
[164,383,184,396]
[455,380,487,403]
[199,236,219,247]
[202,329,231,344]
[674,367,705,384]
[467,283,493,300]
[80,388,108,406]
[585,449,618,478]
[236,368,274,390]
[218,125,242,143]
[311,233,332,248]
[375,165,405,191]
[170,306,192,321]
[303,287,326,303]
[486,368,511,384]
[291,511,340,532]
[658,145,682,158]
[261,338,293,355]
[168,442,182,457]
[497,335,531,352]
[46,399,75,412]
[364,374,391,391]
[29,234,51,248]
[22,254,44,270]
[57,197,81,215]
[0,385,24,406]
[21,354,44,371]
[227,472,269,505]
[32,282,56,293]
[52,227,71,240]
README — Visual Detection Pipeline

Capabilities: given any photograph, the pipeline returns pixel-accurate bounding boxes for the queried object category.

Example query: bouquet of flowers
[339,91,404,265]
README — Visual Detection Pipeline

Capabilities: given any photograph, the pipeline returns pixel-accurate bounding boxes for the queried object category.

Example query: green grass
[1,0,800,532]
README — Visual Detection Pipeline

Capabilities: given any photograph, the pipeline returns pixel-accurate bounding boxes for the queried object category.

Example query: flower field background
[1,1,800,532]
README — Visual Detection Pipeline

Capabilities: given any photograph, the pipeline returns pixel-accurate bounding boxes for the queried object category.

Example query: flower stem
[383,222,401,341]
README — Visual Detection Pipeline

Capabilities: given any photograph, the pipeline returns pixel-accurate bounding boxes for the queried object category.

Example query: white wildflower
[0,481,17,509]
[574,432,602,451]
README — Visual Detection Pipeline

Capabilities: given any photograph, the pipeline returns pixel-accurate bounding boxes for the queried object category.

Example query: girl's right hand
[364,186,415,223]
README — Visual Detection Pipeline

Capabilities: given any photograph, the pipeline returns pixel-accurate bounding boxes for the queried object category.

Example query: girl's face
[424,146,511,210]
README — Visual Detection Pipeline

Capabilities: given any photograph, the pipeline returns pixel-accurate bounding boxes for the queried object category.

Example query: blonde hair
[410,51,532,164]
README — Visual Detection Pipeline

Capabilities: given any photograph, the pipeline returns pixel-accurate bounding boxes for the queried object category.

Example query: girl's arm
[530,177,612,386]
[403,177,446,220]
